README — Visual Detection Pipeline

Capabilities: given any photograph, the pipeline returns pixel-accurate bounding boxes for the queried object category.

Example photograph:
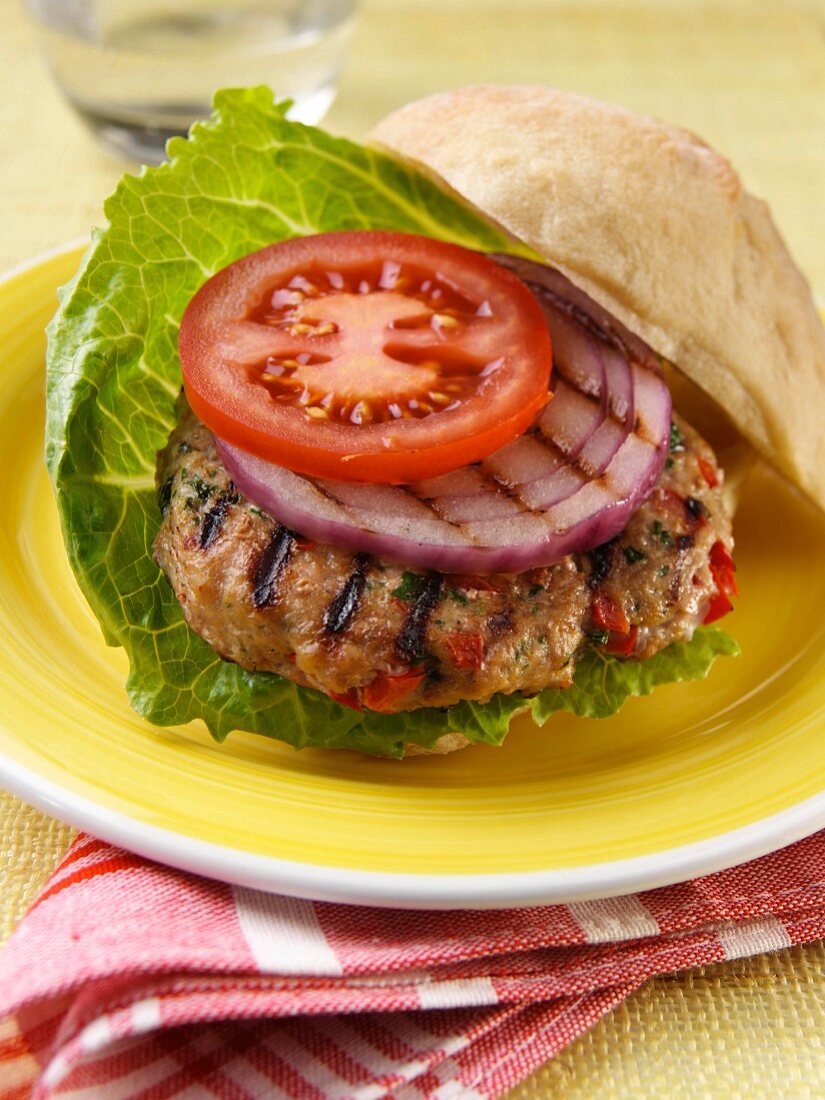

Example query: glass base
[72,85,339,165]
[75,107,193,165]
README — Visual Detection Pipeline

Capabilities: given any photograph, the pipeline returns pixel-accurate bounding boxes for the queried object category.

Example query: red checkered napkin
[0,832,823,1100]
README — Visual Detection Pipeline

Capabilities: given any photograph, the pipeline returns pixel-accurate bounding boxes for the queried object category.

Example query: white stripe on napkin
[718,915,792,960]
[40,1051,72,1091]
[432,1054,488,1099]
[322,1015,408,1078]
[131,996,162,1033]
[417,976,499,1010]
[79,1016,112,1054]
[260,1027,356,1098]
[568,895,660,942]
[232,887,342,975]
[392,1055,487,1100]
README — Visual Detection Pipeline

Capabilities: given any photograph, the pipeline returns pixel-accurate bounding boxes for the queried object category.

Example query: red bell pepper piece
[703,589,733,624]
[703,540,738,623]
[697,455,719,488]
[329,687,363,711]
[362,668,426,713]
[591,592,630,635]
[603,624,639,656]
[444,632,485,669]
[709,540,739,597]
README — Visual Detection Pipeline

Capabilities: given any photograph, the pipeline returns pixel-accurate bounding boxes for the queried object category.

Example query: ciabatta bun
[371,85,825,511]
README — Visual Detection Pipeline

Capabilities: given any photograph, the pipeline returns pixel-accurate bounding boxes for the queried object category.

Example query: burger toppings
[213,249,672,575]
[179,232,553,484]
[161,232,735,717]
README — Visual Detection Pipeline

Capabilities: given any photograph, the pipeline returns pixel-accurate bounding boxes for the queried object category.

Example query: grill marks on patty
[251,526,295,609]
[323,554,369,636]
[153,403,732,714]
[395,575,445,663]
[586,538,618,590]
[199,489,240,550]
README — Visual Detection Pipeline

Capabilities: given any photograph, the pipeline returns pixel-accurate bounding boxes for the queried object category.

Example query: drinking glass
[24,0,358,163]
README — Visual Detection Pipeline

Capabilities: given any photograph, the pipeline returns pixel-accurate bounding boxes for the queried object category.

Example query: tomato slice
[179,232,553,483]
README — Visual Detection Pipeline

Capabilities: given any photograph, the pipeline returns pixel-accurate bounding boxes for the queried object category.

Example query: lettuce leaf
[46,87,738,757]
[532,627,739,723]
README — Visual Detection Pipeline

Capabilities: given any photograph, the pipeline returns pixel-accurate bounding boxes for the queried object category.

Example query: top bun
[370,85,825,511]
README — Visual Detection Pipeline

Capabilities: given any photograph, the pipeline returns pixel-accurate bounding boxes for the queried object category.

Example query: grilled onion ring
[217,259,672,574]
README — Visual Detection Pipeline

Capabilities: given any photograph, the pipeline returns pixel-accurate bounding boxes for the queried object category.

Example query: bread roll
[371,85,825,510]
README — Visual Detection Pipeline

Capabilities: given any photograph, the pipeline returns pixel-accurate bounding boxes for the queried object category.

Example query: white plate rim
[1,750,824,908]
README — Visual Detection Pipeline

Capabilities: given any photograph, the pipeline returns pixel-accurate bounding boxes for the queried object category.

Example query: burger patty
[153,403,732,713]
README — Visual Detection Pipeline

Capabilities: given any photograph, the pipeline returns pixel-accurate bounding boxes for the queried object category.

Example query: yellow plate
[0,243,823,908]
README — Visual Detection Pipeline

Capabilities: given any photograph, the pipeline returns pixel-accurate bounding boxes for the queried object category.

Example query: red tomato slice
[179,232,553,483]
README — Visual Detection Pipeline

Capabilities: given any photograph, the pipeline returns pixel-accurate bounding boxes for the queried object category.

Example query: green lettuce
[46,87,738,757]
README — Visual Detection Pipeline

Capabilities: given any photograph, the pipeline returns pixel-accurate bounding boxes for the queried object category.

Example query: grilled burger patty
[153,402,732,713]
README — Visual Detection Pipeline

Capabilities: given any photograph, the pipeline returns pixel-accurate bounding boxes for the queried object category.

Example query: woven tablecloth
[2,1,824,1094]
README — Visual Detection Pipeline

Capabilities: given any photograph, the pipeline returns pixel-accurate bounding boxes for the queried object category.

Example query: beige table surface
[2,0,824,1095]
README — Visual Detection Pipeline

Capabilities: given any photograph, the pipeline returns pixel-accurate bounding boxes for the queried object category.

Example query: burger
[46,86,825,757]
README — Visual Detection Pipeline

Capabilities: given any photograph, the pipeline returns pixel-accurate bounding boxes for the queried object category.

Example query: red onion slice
[216,258,672,574]
[602,344,634,424]
[546,308,607,401]
[538,380,603,461]
[490,253,664,376]
[507,282,633,505]
[480,433,564,487]
[578,418,627,478]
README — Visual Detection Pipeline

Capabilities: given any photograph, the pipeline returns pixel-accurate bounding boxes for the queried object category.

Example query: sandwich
[46,86,825,757]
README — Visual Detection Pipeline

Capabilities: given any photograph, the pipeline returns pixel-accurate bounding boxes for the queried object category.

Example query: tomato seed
[288,275,318,295]
[351,401,373,424]
[379,261,401,289]
[270,289,302,308]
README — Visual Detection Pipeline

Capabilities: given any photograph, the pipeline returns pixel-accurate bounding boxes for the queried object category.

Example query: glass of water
[24,0,358,164]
